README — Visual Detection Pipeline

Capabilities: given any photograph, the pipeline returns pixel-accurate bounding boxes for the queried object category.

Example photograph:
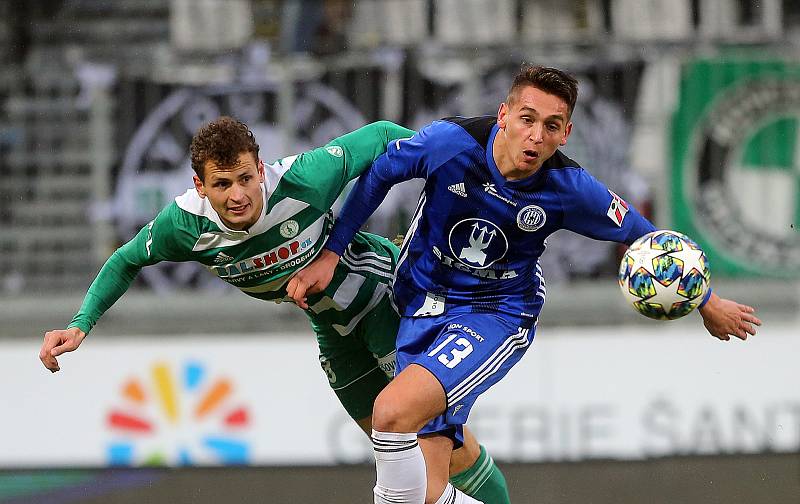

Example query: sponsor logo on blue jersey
[448,218,508,269]
[482,182,518,207]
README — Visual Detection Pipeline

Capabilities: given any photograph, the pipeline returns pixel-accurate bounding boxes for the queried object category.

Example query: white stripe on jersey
[344,244,393,265]
[393,192,427,290]
[308,273,367,313]
[184,194,312,251]
[339,254,394,280]
[534,259,546,301]
[332,284,388,336]
[447,327,530,405]
[331,273,366,310]
[343,247,393,272]
[265,155,297,195]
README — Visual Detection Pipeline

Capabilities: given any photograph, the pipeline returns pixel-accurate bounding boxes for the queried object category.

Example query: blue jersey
[326,116,656,320]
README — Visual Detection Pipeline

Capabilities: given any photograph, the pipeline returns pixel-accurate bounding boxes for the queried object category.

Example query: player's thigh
[400,312,536,428]
[316,329,390,421]
[372,363,448,432]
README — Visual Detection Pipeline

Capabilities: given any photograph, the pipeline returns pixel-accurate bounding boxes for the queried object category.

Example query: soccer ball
[618,230,711,320]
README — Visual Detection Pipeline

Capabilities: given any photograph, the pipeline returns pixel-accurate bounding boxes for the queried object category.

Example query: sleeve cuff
[698,287,713,309]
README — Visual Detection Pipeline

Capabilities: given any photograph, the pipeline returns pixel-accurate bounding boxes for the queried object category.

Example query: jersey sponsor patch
[606,190,630,227]
[375,350,397,378]
[325,146,343,157]
[448,218,508,269]
[517,205,546,232]
[483,182,518,207]
[447,182,467,197]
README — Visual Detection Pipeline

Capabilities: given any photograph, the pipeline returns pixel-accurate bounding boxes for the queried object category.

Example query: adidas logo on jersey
[447,182,467,197]
[214,252,234,264]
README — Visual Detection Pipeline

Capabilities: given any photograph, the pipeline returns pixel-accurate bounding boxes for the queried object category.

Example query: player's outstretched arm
[286,249,340,309]
[697,292,762,341]
[39,327,86,373]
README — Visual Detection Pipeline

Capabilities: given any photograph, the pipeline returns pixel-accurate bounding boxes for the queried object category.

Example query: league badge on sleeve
[606,190,629,227]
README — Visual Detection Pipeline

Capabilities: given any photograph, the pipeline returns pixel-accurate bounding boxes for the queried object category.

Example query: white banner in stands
[2,321,798,467]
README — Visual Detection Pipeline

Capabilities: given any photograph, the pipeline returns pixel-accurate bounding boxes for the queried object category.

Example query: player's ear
[193,174,207,198]
[560,121,573,146]
[257,159,265,183]
[497,102,508,129]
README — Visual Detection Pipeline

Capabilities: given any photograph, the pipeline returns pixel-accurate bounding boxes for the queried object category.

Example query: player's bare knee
[372,391,416,432]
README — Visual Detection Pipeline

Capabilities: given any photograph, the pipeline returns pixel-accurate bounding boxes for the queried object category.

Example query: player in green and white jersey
[39,117,510,503]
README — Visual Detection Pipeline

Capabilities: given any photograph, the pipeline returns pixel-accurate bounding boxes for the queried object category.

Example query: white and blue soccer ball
[618,230,711,320]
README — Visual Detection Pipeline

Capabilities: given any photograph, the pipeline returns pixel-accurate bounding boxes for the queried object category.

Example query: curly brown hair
[190,116,260,181]
[507,65,579,118]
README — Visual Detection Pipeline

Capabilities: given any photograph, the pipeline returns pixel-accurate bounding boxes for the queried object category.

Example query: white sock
[434,483,485,504]
[372,430,427,504]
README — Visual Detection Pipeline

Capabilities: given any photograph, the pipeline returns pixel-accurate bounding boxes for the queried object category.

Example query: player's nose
[229,184,246,201]
[529,124,544,143]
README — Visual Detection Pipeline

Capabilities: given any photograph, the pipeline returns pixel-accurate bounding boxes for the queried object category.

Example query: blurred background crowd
[1,0,797,307]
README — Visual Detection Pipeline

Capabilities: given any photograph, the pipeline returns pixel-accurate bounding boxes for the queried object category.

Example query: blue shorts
[395,310,537,448]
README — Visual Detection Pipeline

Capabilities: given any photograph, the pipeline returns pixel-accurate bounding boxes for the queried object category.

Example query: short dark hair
[190,116,260,180]
[507,65,579,118]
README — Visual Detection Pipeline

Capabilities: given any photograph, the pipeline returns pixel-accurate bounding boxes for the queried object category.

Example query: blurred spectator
[279,0,353,56]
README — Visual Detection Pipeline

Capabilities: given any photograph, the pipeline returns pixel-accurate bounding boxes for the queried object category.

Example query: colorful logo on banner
[106,361,251,466]
[672,58,800,277]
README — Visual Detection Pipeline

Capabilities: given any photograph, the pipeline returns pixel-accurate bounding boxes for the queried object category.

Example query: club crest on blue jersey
[516,205,547,232]
[448,218,508,269]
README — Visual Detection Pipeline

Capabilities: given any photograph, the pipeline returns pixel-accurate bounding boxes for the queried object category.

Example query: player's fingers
[742,321,758,336]
[732,328,747,340]
[285,276,299,296]
[286,276,307,302]
[39,348,59,371]
[39,333,61,371]
[288,277,312,309]
[51,339,77,357]
[39,349,59,372]
[305,281,325,296]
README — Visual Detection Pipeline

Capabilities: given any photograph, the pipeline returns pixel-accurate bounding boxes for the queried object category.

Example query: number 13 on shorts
[428,334,474,368]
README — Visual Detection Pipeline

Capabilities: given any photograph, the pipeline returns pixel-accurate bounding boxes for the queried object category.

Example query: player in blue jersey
[288,65,762,504]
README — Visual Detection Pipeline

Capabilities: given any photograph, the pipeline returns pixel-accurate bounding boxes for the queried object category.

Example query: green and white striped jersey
[69,121,415,336]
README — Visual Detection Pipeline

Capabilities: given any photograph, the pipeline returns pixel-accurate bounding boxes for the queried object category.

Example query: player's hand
[286,249,340,309]
[39,327,86,373]
[698,292,761,341]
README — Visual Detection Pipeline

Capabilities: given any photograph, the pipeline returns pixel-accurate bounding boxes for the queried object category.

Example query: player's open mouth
[228,203,249,215]
[523,150,539,161]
